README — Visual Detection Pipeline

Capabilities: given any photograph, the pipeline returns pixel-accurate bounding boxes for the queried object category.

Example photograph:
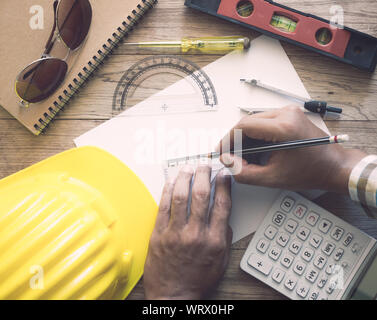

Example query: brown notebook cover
[0,0,157,135]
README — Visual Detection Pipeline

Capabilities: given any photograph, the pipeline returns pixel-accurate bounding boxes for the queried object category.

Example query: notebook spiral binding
[34,0,158,134]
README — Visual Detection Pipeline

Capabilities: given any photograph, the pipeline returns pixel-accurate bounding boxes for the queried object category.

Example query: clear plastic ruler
[163,153,225,182]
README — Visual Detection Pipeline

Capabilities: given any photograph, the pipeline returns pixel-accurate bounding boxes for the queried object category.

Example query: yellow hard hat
[0,146,158,299]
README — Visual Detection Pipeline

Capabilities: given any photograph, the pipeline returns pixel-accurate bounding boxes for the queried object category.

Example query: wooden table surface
[1,0,377,300]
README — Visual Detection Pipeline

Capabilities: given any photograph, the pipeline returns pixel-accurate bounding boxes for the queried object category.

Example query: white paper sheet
[74,36,328,243]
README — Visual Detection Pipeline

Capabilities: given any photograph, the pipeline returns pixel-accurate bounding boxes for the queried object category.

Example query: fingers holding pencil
[217,106,351,191]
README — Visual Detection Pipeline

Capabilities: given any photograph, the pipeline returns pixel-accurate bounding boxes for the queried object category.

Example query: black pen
[240,78,343,115]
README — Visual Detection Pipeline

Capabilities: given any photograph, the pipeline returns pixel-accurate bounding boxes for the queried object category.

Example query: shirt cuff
[348,155,377,219]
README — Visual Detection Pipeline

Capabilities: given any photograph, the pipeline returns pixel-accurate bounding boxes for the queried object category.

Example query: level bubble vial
[236,0,254,17]
[270,14,297,33]
[316,28,333,45]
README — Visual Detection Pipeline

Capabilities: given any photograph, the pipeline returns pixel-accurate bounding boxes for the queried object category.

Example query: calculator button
[317,274,328,288]
[317,292,328,300]
[293,204,307,219]
[313,254,327,270]
[330,226,344,241]
[256,238,270,253]
[289,239,302,255]
[281,197,295,212]
[334,248,344,261]
[264,225,278,240]
[284,276,297,291]
[247,254,273,276]
[281,253,294,268]
[272,212,286,226]
[308,290,320,300]
[326,281,337,294]
[351,242,360,253]
[322,241,336,256]
[305,268,319,283]
[343,233,353,247]
[297,226,310,241]
[268,246,282,261]
[318,219,332,234]
[301,247,314,262]
[306,211,320,226]
[276,232,290,247]
[309,233,323,248]
[272,268,285,283]
[293,260,307,275]
[296,282,309,298]
[284,218,298,234]
[325,263,336,275]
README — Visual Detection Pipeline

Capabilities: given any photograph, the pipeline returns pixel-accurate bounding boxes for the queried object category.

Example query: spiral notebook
[0,0,157,135]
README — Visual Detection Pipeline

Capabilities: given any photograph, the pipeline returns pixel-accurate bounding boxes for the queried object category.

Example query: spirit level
[185,0,377,72]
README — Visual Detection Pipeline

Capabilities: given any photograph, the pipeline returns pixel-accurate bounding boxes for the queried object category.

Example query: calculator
[241,191,377,300]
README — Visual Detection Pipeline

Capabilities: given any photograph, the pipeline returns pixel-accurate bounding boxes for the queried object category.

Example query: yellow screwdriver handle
[180,36,250,54]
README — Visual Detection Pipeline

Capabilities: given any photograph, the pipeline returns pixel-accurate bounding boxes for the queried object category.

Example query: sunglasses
[15,0,92,106]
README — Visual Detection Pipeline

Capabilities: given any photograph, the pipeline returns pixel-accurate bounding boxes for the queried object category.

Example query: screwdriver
[124,36,251,54]
[240,78,343,115]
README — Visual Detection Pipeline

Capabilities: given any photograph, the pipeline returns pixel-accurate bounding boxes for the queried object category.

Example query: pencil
[209,134,349,159]
[165,135,349,167]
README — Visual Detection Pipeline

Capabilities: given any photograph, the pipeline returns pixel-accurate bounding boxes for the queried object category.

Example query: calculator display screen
[350,254,377,300]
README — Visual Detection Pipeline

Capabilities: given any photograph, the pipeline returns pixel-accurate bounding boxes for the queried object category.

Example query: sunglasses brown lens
[57,0,92,50]
[16,58,68,103]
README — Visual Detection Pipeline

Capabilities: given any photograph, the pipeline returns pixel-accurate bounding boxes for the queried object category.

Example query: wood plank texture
[0,0,376,300]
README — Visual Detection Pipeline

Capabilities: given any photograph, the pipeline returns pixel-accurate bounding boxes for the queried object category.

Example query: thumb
[220,153,274,186]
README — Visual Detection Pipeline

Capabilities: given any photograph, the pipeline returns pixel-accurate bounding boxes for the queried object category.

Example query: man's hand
[219,106,366,193]
[143,165,232,300]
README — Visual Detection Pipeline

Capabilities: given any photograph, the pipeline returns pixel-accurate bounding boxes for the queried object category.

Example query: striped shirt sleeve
[348,155,377,219]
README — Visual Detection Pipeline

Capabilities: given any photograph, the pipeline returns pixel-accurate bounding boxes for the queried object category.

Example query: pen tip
[240,78,257,85]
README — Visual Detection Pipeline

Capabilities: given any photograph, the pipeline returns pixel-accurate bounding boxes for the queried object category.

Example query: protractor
[112,55,218,116]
